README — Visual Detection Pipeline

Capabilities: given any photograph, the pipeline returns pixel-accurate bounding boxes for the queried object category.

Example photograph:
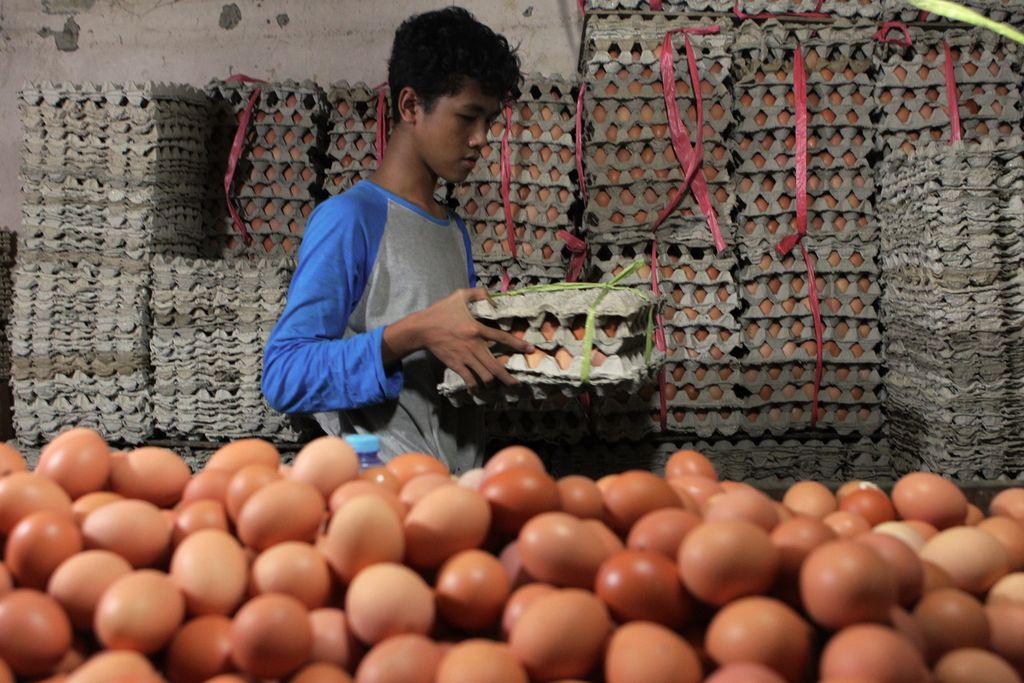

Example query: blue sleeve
[455,214,477,288]
[262,191,404,414]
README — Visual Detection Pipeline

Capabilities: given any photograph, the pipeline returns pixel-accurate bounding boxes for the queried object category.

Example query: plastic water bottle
[345,433,383,471]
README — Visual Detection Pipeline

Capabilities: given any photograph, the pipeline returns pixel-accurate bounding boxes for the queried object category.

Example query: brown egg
[180,468,232,506]
[889,604,928,656]
[977,517,1024,572]
[108,447,190,508]
[344,562,434,645]
[989,572,1024,606]
[386,453,448,486]
[782,481,837,518]
[801,540,897,629]
[361,466,401,492]
[458,468,486,491]
[678,520,779,606]
[664,449,718,480]
[435,549,509,632]
[965,504,985,526]
[582,519,624,556]
[483,445,545,480]
[205,439,280,474]
[46,550,132,630]
[823,510,872,538]
[556,475,604,520]
[836,480,883,502]
[595,473,619,494]
[63,651,156,683]
[706,596,813,682]
[403,486,490,568]
[0,472,73,534]
[668,475,724,508]
[891,473,968,530]
[480,466,561,535]
[921,560,957,592]
[329,479,406,519]
[230,593,312,679]
[309,607,362,670]
[498,539,533,588]
[35,428,110,499]
[0,589,72,676]
[165,615,234,683]
[704,488,779,531]
[990,489,1024,523]
[95,570,184,653]
[986,603,1024,672]
[855,532,924,606]
[913,587,989,663]
[819,624,930,683]
[0,658,9,683]
[289,437,360,499]
[873,521,927,551]
[321,494,404,584]
[920,526,1010,594]
[0,562,12,598]
[225,464,282,522]
[291,662,353,683]
[71,491,123,524]
[509,588,612,681]
[933,648,1022,683]
[603,470,681,533]
[905,519,940,540]
[354,633,442,683]
[5,510,82,589]
[703,662,788,683]
[518,511,609,588]
[627,508,701,559]
[399,473,453,509]
[840,488,896,527]
[436,639,527,683]
[605,620,702,683]
[595,549,689,627]
[81,499,171,567]
[251,541,331,609]
[0,443,27,477]
[770,515,837,606]
[236,479,325,551]
[170,529,248,616]
[172,499,229,545]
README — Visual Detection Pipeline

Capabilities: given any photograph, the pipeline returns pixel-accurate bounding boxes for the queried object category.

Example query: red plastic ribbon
[651,0,664,8]
[733,0,829,20]
[575,83,589,207]
[374,82,389,166]
[650,239,669,430]
[774,46,823,427]
[223,74,267,246]
[500,268,511,293]
[557,230,588,283]
[654,28,727,254]
[872,21,913,47]
[577,0,585,15]
[943,41,963,143]
[500,102,517,259]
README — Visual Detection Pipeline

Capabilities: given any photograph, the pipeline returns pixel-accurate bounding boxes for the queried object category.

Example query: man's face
[414,80,502,184]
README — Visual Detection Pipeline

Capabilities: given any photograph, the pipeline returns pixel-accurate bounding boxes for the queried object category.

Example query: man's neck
[370,128,447,220]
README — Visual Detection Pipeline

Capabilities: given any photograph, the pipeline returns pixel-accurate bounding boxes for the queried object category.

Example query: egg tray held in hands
[438,278,663,406]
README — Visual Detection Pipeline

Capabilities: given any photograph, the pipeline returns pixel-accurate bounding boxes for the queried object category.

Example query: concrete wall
[0,0,584,230]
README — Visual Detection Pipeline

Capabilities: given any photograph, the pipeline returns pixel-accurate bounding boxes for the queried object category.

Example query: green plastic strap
[908,0,1024,45]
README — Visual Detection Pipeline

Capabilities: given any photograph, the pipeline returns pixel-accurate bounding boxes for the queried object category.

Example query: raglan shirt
[261,180,483,473]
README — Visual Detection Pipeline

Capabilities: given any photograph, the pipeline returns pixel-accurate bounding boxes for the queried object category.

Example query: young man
[262,7,531,473]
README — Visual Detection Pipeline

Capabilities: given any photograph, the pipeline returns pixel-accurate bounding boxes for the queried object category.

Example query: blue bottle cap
[344,434,381,454]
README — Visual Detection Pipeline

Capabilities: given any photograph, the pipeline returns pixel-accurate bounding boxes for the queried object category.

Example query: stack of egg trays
[874,26,1022,159]
[585,0,880,13]
[581,15,736,243]
[19,82,209,259]
[323,81,385,197]
[452,74,580,284]
[881,0,1024,26]
[149,255,312,442]
[730,20,878,251]
[439,285,661,407]
[584,0,733,11]
[878,138,1024,479]
[0,230,14,379]
[204,79,328,260]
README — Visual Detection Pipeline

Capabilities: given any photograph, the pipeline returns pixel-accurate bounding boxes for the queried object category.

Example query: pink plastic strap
[774,46,823,427]
[500,268,511,293]
[557,229,588,283]
[223,74,267,246]
[653,28,727,254]
[500,102,517,258]
[575,83,589,206]
[733,0,829,20]
[873,21,913,47]
[649,240,669,430]
[943,41,963,143]
[374,82,389,166]
[651,0,664,8]
[577,0,585,14]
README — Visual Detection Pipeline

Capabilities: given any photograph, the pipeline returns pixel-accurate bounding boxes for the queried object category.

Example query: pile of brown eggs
[2,428,1024,683]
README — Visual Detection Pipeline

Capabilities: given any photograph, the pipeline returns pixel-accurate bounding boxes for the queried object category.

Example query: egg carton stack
[878,138,1024,479]
[874,26,1022,159]
[14,82,210,445]
[323,81,385,198]
[729,22,885,443]
[149,255,312,443]
[452,74,581,291]
[204,79,328,261]
[439,286,661,444]
[583,0,732,10]
[580,15,743,439]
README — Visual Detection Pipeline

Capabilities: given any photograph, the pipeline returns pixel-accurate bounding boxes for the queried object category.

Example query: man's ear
[397,86,420,124]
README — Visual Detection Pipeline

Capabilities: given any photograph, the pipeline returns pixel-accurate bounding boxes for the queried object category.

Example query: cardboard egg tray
[322,82,383,196]
[202,195,312,260]
[438,285,661,405]
[738,212,878,248]
[582,17,733,234]
[584,0,732,11]
[485,400,590,444]
[473,260,569,292]
[874,27,1023,157]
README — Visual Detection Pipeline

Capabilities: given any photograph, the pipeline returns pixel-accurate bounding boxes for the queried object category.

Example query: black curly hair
[388,6,522,121]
